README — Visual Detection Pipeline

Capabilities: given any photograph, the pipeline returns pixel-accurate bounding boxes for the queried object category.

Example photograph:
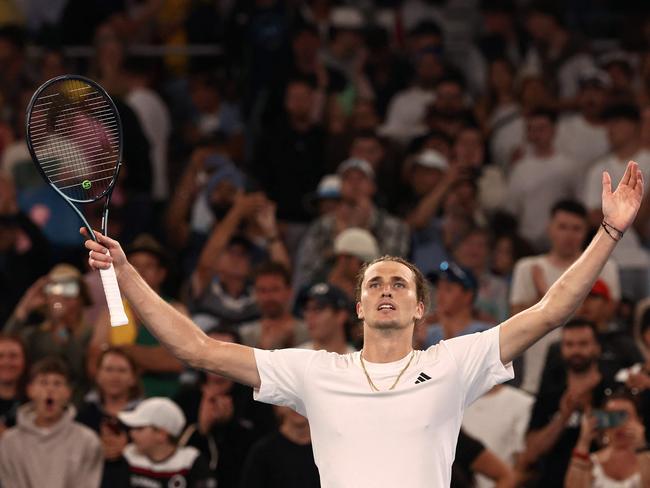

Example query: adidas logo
[414,372,431,384]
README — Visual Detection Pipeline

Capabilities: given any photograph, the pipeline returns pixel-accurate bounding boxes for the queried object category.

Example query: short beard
[368,319,401,330]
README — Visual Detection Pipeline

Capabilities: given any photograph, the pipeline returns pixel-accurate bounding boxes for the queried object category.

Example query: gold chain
[359,349,415,392]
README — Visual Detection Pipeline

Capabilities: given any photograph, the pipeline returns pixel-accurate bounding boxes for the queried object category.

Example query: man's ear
[414,301,425,321]
[356,301,364,320]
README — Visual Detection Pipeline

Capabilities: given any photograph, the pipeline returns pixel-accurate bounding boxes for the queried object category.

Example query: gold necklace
[359,349,415,392]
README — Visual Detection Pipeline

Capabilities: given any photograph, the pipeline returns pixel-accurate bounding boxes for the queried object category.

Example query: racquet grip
[99,257,129,327]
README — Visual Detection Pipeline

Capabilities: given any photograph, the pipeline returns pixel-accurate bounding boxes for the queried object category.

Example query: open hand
[602,161,644,232]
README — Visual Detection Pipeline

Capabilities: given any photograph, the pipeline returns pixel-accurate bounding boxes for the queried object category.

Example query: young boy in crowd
[0,356,103,487]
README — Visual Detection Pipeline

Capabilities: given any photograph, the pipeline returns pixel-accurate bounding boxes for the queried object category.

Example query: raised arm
[83,229,261,388]
[499,161,644,364]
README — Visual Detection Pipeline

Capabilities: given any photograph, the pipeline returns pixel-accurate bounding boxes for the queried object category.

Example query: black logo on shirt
[414,372,431,384]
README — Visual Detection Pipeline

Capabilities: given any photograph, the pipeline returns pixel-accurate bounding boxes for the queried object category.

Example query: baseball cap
[334,228,380,262]
[297,282,351,313]
[337,158,375,180]
[126,234,169,267]
[315,174,342,200]
[428,261,478,292]
[588,280,611,301]
[118,397,186,437]
[413,149,448,171]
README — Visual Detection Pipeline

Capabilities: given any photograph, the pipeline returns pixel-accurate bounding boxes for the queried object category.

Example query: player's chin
[369,319,402,330]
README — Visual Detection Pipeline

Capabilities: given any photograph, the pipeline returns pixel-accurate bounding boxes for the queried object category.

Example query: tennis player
[84,162,644,488]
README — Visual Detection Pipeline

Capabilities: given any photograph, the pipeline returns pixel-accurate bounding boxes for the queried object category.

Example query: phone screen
[593,409,628,429]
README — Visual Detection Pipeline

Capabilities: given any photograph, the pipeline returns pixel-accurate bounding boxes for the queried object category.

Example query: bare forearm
[564,461,592,487]
[125,345,183,373]
[525,413,569,463]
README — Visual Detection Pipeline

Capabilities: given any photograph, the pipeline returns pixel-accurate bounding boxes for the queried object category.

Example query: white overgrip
[98,255,129,326]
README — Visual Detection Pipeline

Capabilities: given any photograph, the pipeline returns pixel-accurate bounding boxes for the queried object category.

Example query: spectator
[241,406,320,488]
[104,397,215,487]
[523,320,614,487]
[0,357,103,488]
[565,389,650,487]
[325,227,379,299]
[0,333,27,435]
[462,384,534,488]
[294,158,409,289]
[490,232,534,283]
[403,148,450,226]
[423,261,491,347]
[510,200,620,395]
[505,108,575,249]
[296,282,355,354]
[0,175,50,327]
[88,235,185,398]
[239,262,308,350]
[452,429,517,488]
[583,103,650,277]
[306,174,342,218]
[6,264,94,398]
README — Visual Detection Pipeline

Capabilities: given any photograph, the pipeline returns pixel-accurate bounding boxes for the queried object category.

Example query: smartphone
[592,409,627,429]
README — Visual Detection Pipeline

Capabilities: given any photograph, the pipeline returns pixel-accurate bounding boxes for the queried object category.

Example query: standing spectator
[0,357,103,488]
[462,384,533,488]
[296,282,355,354]
[6,264,94,398]
[423,261,491,347]
[88,235,185,398]
[104,397,215,487]
[583,103,650,277]
[510,200,620,395]
[505,108,575,250]
[565,390,650,487]
[0,333,27,435]
[239,262,308,350]
[294,158,409,289]
[523,320,613,487]
[241,406,320,488]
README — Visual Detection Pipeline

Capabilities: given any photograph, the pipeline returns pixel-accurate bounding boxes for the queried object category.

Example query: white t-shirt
[510,254,620,394]
[462,385,534,488]
[253,326,513,488]
[379,86,435,142]
[505,152,575,249]
[583,151,650,269]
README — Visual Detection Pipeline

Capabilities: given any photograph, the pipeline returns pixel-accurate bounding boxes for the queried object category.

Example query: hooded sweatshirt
[0,403,103,488]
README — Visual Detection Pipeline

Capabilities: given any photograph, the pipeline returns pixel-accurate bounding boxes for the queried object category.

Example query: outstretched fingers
[602,171,612,198]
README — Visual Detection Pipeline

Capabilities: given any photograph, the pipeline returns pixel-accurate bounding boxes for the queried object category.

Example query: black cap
[296,282,352,314]
[602,103,640,122]
[428,261,478,292]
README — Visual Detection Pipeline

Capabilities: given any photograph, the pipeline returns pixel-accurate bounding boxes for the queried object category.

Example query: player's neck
[362,330,413,363]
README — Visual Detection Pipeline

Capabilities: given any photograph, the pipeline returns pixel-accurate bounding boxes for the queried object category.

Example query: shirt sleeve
[440,326,514,407]
[253,348,318,415]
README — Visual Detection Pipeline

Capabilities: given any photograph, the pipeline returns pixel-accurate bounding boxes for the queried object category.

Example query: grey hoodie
[0,403,103,488]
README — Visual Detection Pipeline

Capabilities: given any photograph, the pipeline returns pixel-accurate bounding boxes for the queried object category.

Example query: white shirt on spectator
[510,254,620,395]
[583,150,650,269]
[505,152,575,249]
[555,114,610,195]
[379,87,435,142]
[489,105,524,170]
[462,385,534,488]
[253,326,513,488]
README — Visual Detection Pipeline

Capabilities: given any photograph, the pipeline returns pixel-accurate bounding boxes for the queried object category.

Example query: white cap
[337,158,375,179]
[330,7,364,30]
[334,227,380,262]
[414,149,448,171]
[118,398,186,437]
[316,174,342,199]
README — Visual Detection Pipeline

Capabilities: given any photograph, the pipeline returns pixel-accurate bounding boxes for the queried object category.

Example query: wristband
[572,449,590,461]
[601,220,624,242]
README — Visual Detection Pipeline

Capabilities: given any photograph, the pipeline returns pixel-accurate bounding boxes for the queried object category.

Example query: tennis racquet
[25,75,128,326]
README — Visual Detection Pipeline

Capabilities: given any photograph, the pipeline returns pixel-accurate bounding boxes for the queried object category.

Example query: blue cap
[429,261,478,292]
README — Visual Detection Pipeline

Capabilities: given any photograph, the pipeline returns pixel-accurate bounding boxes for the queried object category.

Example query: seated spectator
[306,174,342,218]
[241,406,320,488]
[462,384,534,488]
[104,397,215,487]
[77,347,142,434]
[510,200,621,395]
[402,148,450,226]
[523,320,615,487]
[0,357,103,487]
[239,262,308,350]
[89,235,185,398]
[294,158,409,289]
[6,264,94,399]
[423,261,491,347]
[565,389,650,487]
[324,227,380,299]
[296,282,356,354]
[490,232,534,284]
[505,108,575,250]
[0,333,27,434]
[452,429,517,488]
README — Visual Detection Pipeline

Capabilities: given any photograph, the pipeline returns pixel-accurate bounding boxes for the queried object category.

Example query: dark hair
[0,333,28,394]
[29,356,71,384]
[291,22,319,39]
[602,387,640,413]
[355,256,430,311]
[96,347,143,401]
[408,20,443,39]
[253,261,292,288]
[550,199,587,219]
[601,103,641,122]
[562,318,599,341]
[528,107,558,124]
[351,129,383,144]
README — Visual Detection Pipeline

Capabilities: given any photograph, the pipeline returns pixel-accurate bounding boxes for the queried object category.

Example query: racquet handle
[99,255,129,327]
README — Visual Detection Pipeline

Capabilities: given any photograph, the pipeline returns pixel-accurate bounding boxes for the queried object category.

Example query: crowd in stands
[1,0,650,487]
